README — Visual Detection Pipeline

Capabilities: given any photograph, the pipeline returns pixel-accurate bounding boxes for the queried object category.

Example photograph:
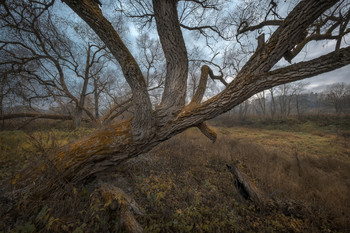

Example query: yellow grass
[1,121,349,232]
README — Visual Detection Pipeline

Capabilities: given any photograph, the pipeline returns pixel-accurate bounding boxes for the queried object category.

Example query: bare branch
[238,0,339,76]
[180,23,227,39]
[181,0,220,10]
[101,98,132,123]
[237,20,282,35]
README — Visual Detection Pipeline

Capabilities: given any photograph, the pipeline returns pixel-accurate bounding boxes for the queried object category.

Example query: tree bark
[8,0,350,199]
[62,0,152,136]
[238,0,338,76]
[13,45,349,188]
[226,164,263,205]
[153,0,189,110]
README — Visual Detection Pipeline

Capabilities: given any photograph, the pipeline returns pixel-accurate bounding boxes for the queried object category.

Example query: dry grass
[215,127,350,230]
[1,118,350,232]
[121,125,349,232]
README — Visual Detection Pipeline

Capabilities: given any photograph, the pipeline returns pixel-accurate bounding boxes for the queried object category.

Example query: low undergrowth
[0,117,349,232]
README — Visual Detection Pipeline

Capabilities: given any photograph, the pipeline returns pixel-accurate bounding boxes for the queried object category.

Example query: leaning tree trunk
[13,47,350,197]
[8,0,350,199]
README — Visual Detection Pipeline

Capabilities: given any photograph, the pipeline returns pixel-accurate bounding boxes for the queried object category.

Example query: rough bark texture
[99,183,144,233]
[238,0,339,76]
[188,65,222,142]
[226,164,263,205]
[153,0,189,109]
[189,65,210,106]
[8,0,350,200]
[62,0,152,136]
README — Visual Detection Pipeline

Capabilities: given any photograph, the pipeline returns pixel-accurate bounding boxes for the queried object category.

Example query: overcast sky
[55,1,349,94]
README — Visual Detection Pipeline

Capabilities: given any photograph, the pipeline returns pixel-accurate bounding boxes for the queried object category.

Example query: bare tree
[269,87,277,119]
[252,91,266,119]
[238,99,250,121]
[0,1,114,127]
[276,84,293,117]
[292,81,309,117]
[1,0,350,216]
[323,82,350,114]
[136,33,165,105]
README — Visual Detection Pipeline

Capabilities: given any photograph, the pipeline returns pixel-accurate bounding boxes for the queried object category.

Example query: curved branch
[285,33,338,63]
[238,0,339,76]
[237,20,282,35]
[153,0,188,110]
[62,0,152,137]
[189,65,209,105]
[180,23,226,39]
[196,122,216,142]
[257,46,350,88]
[188,65,223,143]
[183,46,350,125]
[189,65,226,106]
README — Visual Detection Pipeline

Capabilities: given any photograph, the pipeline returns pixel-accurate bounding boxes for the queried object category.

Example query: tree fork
[188,65,226,142]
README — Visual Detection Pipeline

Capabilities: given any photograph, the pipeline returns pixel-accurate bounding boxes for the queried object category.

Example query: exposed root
[99,183,144,233]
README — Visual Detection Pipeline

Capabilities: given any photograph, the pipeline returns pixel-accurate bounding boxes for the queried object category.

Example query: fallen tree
[0,112,90,122]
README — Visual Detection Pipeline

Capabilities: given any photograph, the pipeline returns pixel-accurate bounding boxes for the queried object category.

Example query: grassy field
[0,116,349,232]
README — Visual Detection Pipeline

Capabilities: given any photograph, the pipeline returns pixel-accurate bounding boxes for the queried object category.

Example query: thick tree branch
[153,0,188,110]
[190,65,226,106]
[226,164,263,205]
[238,0,339,76]
[62,0,152,136]
[284,33,338,63]
[187,46,350,122]
[99,183,143,233]
[196,122,216,142]
[188,65,218,142]
[190,65,210,105]
[257,46,350,89]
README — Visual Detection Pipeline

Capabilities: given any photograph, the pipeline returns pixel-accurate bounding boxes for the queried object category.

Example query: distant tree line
[229,82,350,120]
